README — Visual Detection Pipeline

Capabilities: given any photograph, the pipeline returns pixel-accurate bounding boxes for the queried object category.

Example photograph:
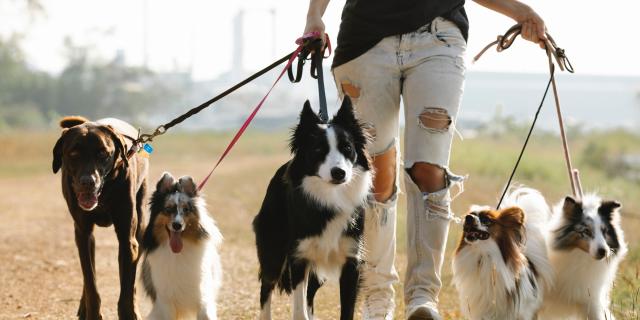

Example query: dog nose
[465,215,474,224]
[596,247,607,259]
[79,175,95,188]
[331,167,346,181]
[172,222,183,231]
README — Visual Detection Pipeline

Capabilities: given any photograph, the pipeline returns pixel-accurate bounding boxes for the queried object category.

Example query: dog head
[149,172,207,254]
[552,195,623,260]
[289,96,371,185]
[457,206,527,268]
[52,116,128,211]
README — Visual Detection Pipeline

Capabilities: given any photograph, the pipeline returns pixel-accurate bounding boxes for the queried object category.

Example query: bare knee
[409,162,445,193]
[372,147,396,202]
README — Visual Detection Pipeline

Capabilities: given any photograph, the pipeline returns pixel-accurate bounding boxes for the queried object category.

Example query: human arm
[304,0,331,44]
[473,0,546,47]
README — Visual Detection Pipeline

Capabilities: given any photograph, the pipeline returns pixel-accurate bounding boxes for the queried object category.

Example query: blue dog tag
[143,143,154,154]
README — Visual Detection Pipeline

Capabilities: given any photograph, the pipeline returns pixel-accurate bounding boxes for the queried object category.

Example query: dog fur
[252,97,372,320]
[52,116,148,320]
[541,194,627,319]
[452,188,553,320]
[141,172,222,319]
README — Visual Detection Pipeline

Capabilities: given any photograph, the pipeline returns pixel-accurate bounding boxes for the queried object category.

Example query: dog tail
[502,187,550,227]
[60,116,89,128]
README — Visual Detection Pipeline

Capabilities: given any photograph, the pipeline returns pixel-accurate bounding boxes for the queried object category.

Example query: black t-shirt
[333,0,468,68]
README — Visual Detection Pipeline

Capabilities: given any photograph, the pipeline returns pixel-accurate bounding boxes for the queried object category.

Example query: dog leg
[291,262,310,320]
[259,281,275,320]
[339,258,360,320]
[75,224,102,320]
[197,304,217,320]
[306,273,322,319]
[114,205,141,320]
[147,300,173,320]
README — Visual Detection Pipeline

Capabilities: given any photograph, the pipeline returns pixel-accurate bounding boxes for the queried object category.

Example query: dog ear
[300,100,320,125]
[331,96,356,128]
[498,207,525,227]
[59,116,89,128]
[103,125,129,169]
[290,100,321,153]
[178,176,198,197]
[599,200,622,221]
[157,172,176,193]
[562,196,581,220]
[52,128,69,173]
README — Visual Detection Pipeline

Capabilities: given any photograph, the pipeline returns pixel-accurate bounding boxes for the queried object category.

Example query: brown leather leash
[474,24,583,208]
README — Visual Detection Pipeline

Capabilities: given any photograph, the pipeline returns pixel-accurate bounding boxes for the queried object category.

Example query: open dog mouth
[76,191,101,211]
[166,226,183,254]
[463,226,490,242]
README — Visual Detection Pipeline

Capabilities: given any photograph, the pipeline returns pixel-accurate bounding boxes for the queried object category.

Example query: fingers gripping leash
[474,24,582,208]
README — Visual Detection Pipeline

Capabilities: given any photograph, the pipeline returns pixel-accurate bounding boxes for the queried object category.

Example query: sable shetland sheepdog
[541,194,627,320]
[141,172,222,319]
[452,188,553,320]
[252,97,372,320]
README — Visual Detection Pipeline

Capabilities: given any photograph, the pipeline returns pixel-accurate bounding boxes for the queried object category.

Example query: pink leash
[197,32,329,191]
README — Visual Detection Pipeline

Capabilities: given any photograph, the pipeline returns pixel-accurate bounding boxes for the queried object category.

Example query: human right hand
[303,13,326,46]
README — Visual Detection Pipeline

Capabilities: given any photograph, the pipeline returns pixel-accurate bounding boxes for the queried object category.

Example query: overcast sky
[2,0,639,80]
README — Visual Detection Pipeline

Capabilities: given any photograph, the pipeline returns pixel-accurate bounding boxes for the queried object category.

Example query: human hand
[304,14,326,47]
[514,5,547,49]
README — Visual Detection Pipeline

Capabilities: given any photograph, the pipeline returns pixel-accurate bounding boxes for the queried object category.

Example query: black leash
[288,38,330,123]
[127,35,331,158]
[495,74,553,209]
[474,25,576,209]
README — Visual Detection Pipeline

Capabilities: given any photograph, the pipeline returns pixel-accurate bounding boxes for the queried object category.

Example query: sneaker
[361,289,395,320]
[406,302,441,320]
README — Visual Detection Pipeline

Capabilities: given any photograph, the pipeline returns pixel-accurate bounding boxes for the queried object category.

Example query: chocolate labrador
[53,116,148,320]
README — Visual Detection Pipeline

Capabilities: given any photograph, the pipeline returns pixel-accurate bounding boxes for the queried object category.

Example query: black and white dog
[253,97,372,320]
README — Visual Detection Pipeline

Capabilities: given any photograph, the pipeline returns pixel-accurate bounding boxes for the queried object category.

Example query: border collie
[141,172,223,319]
[541,194,627,319]
[452,188,553,320]
[252,97,372,320]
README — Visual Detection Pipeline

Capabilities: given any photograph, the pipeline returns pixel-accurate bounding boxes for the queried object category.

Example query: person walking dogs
[303,0,547,319]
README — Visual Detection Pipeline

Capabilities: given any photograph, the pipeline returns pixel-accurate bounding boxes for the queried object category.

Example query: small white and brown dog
[141,172,223,319]
[541,194,627,320]
[452,188,553,320]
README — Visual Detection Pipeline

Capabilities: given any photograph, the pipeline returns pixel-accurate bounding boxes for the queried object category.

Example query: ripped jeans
[333,17,466,313]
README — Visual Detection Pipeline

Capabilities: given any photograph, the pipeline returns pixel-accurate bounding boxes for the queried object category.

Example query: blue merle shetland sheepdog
[253,97,372,320]
[141,172,222,319]
[541,194,627,320]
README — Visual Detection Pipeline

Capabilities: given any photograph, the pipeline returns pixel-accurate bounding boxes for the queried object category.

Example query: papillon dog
[453,188,553,320]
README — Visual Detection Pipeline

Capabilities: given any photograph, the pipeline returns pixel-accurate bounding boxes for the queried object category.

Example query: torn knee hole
[372,146,396,202]
[418,107,451,132]
[341,82,361,99]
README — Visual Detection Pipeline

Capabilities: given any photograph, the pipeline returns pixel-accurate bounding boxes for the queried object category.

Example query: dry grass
[0,130,638,319]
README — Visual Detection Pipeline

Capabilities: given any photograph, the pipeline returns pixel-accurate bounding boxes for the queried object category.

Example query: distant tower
[232,10,245,78]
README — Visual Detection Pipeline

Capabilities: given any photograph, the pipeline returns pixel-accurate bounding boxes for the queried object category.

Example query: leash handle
[288,33,332,123]
[475,25,582,207]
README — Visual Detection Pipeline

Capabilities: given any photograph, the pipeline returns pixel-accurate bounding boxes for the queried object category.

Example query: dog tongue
[77,192,98,209]
[169,231,183,253]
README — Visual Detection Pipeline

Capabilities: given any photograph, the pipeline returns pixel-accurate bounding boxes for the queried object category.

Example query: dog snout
[171,222,183,232]
[330,167,346,182]
[465,215,475,225]
[79,175,96,189]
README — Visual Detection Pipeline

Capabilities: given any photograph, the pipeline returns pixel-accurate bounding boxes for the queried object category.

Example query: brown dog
[53,116,148,320]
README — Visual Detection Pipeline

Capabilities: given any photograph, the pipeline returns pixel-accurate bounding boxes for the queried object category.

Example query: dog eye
[343,145,353,153]
[479,215,492,225]
[581,229,593,238]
